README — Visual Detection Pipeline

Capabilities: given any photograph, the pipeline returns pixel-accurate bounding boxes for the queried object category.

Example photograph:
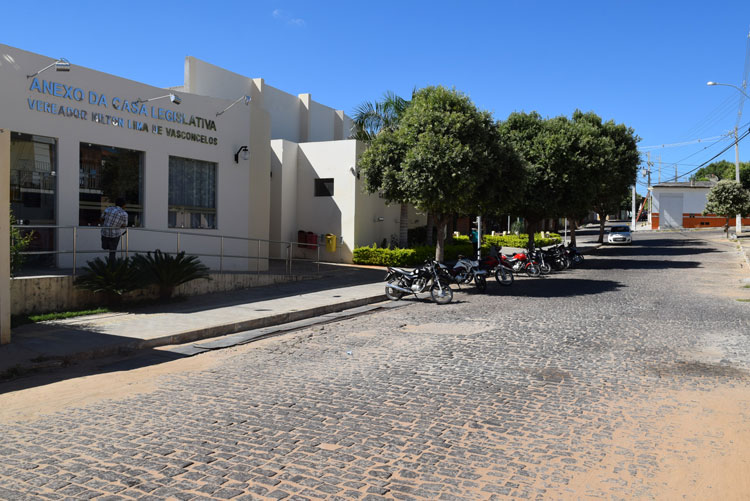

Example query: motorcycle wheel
[525,263,541,277]
[430,281,453,305]
[573,254,584,265]
[540,262,552,274]
[385,279,404,300]
[475,274,487,292]
[495,268,514,286]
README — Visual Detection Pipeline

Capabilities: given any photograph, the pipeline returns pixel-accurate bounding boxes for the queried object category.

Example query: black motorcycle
[384,259,454,304]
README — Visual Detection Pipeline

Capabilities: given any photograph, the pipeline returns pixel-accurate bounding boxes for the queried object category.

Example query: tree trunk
[434,215,447,262]
[569,219,578,247]
[526,219,538,253]
[597,213,607,243]
[426,213,434,246]
[726,216,731,238]
[399,203,409,248]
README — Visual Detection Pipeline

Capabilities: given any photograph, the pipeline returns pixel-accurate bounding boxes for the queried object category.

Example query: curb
[13,293,388,372]
[738,238,750,270]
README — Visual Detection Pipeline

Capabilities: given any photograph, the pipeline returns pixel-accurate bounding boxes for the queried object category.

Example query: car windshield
[610,226,630,232]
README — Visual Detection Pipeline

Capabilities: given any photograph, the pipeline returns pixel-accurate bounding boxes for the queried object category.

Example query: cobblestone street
[2,230,750,500]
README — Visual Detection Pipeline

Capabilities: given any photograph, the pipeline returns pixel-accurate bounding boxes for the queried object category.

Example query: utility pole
[631,185,636,229]
[646,152,653,228]
[658,155,662,183]
[735,125,743,235]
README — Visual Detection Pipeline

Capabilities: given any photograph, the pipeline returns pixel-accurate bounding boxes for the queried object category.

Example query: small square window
[315,178,334,197]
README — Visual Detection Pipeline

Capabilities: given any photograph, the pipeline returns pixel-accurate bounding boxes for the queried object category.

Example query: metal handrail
[13,224,332,276]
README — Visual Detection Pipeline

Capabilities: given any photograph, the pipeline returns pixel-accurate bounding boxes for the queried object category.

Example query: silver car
[607,225,632,245]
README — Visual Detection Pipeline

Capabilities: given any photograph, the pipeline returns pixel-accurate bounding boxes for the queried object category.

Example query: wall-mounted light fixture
[217,95,251,117]
[349,166,360,179]
[27,58,70,78]
[234,146,249,163]
[133,93,181,106]
[374,216,385,222]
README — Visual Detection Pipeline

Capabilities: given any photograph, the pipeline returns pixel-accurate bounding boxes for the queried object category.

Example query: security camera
[170,94,181,105]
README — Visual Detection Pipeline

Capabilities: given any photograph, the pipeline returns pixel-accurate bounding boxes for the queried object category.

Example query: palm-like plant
[133,250,211,299]
[352,91,410,141]
[352,90,413,246]
[74,257,145,305]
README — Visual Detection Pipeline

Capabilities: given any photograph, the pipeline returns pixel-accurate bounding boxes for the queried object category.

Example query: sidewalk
[0,265,389,380]
[0,233,604,381]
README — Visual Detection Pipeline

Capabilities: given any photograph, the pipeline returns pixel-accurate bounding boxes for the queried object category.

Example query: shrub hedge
[352,233,562,266]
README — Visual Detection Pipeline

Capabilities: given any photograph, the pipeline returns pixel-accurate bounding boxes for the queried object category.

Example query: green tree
[693,160,750,190]
[554,112,607,247]
[585,116,641,243]
[703,180,750,238]
[359,86,525,261]
[498,112,596,250]
[352,91,412,246]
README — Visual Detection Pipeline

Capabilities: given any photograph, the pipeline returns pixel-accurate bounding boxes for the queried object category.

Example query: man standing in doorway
[100,198,128,262]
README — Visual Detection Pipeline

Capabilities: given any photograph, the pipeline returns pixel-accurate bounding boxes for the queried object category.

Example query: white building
[649,180,750,229]
[0,44,423,270]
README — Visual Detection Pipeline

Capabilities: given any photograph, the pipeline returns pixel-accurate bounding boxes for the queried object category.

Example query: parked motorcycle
[440,255,488,292]
[479,248,514,285]
[531,248,552,275]
[502,251,541,277]
[384,259,454,304]
[559,243,584,267]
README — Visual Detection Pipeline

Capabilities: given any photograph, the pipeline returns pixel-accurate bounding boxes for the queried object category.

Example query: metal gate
[660,194,683,228]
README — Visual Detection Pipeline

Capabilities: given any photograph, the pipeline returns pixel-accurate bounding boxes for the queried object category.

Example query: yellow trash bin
[325,233,337,252]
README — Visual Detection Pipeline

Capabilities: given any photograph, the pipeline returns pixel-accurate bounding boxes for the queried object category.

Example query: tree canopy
[358,86,525,260]
[692,160,750,190]
[352,91,413,246]
[704,180,750,237]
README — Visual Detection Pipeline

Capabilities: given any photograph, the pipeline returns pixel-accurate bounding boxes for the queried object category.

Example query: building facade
[0,44,422,270]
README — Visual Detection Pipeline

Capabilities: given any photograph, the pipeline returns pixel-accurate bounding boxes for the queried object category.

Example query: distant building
[650,180,750,229]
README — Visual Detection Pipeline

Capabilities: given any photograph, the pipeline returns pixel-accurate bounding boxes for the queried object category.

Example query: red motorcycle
[501,251,541,278]
[479,253,514,285]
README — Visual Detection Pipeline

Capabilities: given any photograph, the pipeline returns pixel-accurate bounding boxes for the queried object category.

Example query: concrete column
[298,93,311,143]
[249,79,271,271]
[0,129,11,344]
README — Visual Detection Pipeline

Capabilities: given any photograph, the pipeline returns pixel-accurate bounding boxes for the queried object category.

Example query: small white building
[649,180,750,229]
[0,44,423,270]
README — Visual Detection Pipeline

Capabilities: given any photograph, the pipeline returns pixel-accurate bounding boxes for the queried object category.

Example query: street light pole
[707,81,748,235]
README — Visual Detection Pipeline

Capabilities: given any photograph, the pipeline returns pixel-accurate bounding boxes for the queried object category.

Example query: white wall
[270,139,299,258]
[0,44,265,271]
[265,87,302,142]
[308,101,336,142]
[295,141,358,261]
[653,187,711,214]
[184,56,351,144]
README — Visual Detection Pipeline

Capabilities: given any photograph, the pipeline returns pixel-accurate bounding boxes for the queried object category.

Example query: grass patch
[12,307,111,328]
[736,299,750,302]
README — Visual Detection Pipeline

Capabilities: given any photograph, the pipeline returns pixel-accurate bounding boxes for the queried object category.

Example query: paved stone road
[1,230,749,500]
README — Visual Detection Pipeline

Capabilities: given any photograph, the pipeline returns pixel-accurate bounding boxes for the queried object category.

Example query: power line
[639,132,733,151]
[672,127,750,181]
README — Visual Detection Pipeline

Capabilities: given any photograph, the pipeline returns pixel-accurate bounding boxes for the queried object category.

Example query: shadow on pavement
[485,277,623,298]
[583,258,701,270]
[0,325,192,394]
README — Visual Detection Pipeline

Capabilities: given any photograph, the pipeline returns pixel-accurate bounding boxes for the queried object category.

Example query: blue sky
[4,1,750,195]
